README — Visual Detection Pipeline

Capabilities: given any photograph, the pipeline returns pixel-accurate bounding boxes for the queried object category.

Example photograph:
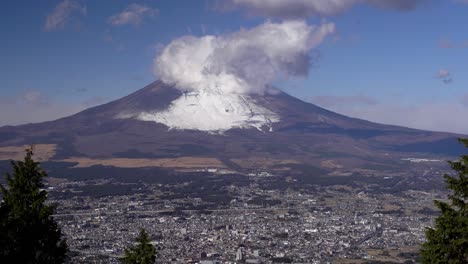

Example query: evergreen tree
[120,228,156,264]
[420,138,468,263]
[0,148,67,263]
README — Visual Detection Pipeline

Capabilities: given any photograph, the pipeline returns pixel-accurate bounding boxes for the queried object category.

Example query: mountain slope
[0,81,464,174]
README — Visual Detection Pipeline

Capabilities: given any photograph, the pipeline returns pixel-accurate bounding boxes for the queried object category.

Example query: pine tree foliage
[420,138,468,263]
[0,148,67,263]
[120,228,156,264]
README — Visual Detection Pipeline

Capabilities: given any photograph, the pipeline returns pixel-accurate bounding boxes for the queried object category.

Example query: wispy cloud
[22,91,48,106]
[43,0,86,31]
[438,37,468,49]
[435,69,453,84]
[438,38,454,49]
[435,69,450,78]
[108,4,158,26]
[223,0,426,19]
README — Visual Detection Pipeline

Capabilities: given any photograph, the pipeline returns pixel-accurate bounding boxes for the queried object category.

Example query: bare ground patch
[0,144,57,161]
[231,157,300,169]
[62,157,226,169]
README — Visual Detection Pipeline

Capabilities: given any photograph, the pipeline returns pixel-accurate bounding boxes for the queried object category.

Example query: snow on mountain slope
[120,87,279,132]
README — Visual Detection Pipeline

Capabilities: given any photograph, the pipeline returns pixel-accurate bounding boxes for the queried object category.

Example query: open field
[61,156,226,169]
[0,144,57,161]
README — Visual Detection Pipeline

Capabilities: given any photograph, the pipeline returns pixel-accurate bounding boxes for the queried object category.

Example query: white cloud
[44,0,86,31]
[311,95,468,134]
[227,0,425,18]
[108,4,158,26]
[154,20,335,94]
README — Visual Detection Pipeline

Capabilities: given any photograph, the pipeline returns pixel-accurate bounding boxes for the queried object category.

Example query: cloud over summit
[154,20,335,94]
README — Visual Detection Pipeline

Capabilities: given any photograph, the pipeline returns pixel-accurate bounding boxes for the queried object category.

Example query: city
[49,169,444,263]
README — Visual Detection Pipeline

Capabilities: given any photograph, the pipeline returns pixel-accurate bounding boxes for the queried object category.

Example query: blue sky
[1,0,468,133]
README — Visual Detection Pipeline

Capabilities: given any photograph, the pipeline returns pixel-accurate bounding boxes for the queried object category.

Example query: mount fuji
[0,81,465,177]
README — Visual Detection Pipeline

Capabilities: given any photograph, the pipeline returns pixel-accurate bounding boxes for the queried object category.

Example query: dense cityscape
[49,169,445,263]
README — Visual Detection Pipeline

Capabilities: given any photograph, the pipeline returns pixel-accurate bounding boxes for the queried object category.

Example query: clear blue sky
[1,0,467,133]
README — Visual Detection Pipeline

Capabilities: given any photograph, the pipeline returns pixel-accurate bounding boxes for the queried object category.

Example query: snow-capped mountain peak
[120,87,280,132]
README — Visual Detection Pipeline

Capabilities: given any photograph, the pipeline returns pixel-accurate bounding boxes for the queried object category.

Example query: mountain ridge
[0,80,465,175]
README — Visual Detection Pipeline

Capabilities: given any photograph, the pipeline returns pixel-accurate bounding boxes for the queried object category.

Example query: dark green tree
[120,228,156,264]
[420,138,468,263]
[0,148,67,263]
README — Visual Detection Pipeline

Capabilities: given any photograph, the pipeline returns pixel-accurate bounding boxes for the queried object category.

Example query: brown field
[0,144,57,161]
[62,157,226,169]
[327,170,354,177]
[334,247,420,263]
[382,203,402,211]
[231,157,300,168]
[321,159,344,169]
